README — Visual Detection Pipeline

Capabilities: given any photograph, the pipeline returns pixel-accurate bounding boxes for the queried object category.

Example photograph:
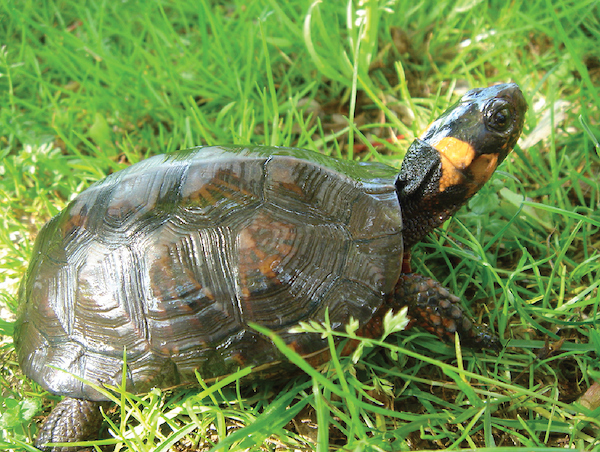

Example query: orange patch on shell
[259,255,282,279]
[434,137,476,191]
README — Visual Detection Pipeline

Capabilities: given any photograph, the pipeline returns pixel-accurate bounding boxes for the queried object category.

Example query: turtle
[14,83,527,451]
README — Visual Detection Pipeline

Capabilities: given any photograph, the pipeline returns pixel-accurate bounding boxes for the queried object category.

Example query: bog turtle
[15,83,527,451]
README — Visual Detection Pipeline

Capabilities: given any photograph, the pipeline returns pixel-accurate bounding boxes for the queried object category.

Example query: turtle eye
[493,108,510,130]
[486,102,513,132]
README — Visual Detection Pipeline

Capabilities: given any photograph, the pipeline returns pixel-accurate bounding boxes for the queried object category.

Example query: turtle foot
[394,273,500,350]
[35,397,104,452]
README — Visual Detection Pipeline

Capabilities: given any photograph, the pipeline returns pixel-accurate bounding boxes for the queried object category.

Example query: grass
[0,0,599,450]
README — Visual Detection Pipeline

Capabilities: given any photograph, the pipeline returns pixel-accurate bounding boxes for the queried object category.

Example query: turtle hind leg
[35,397,105,452]
[394,273,500,350]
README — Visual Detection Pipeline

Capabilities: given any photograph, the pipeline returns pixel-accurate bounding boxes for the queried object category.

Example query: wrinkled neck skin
[396,139,469,249]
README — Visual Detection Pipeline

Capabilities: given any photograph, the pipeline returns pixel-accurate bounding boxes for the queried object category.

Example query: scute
[14,146,403,400]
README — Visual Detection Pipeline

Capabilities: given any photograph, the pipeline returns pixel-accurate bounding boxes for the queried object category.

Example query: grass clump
[1,0,599,451]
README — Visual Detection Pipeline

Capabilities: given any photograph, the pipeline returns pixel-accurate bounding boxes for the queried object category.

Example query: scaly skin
[35,398,105,452]
[393,273,499,350]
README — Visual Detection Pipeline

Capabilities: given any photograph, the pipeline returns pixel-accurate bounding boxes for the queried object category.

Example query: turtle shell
[15,145,403,401]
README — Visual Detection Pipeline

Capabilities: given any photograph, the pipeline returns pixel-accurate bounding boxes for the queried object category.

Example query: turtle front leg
[394,273,499,350]
[35,397,104,452]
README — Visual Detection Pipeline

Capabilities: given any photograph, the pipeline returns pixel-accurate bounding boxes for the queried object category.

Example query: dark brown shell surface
[15,146,403,401]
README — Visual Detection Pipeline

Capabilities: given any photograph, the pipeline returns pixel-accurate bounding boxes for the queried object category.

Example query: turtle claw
[459,323,501,351]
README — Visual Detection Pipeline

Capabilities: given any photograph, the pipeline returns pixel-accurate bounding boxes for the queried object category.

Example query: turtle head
[396,83,527,248]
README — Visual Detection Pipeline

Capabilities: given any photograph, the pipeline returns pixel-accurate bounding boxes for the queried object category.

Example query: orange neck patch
[433,136,499,193]
[467,152,499,194]
[434,136,476,191]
